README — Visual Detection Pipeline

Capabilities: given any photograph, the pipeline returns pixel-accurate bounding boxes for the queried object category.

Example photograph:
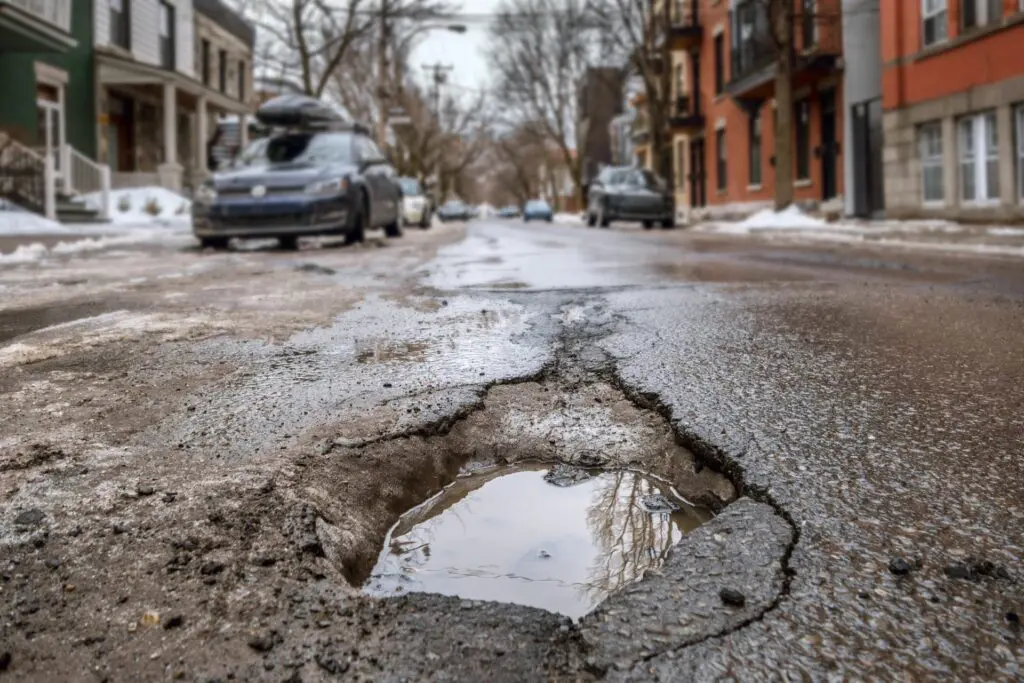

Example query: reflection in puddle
[363,465,711,618]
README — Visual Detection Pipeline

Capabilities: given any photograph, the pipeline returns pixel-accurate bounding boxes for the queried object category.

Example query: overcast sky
[409,2,501,96]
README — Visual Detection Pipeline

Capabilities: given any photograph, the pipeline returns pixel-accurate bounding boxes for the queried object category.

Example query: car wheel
[586,212,597,227]
[385,209,404,238]
[642,220,654,230]
[598,205,610,228]
[278,235,299,250]
[420,211,431,229]
[344,192,368,245]
[200,237,229,250]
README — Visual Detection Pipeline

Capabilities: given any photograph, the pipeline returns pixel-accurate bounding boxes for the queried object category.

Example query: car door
[359,137,399,226]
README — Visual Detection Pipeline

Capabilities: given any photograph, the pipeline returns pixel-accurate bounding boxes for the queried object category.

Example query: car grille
[218,186,305,198]
[213,213,310,229]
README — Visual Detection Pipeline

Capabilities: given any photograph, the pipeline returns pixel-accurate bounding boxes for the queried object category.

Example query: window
[1017,106,1024,201]
[918,122,944,203]
[218,49,227,92]
[922,0,947,47]
[237,61,246,101]
[801,0,816,50]
[716,128,727,192]
[958,112,999,203]
[795,99,810,181]
[201,39,210,85]
[962,0,1002,30]
[158,1,175,70]
[748,109,762,186]
[267,132,356,165]
[109,0,130,49]
[714,34,724,94]
[676,140,685,188]
[674,64,683,99]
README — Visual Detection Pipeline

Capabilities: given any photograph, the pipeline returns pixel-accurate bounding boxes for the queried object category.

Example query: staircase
[1,132,111,223]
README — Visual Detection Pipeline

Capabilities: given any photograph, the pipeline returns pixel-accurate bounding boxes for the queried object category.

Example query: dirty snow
[554,213,585,225]
[0,227,194,266]
[734,205,827,231]
[82,186,191,225]
[0,207,71,235]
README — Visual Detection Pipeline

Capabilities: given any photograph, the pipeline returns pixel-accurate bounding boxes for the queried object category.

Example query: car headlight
[305,177,348,196]
[195,182,217,203]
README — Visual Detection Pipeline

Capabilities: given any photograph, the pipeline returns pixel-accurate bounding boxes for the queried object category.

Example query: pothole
[363,463,711,618]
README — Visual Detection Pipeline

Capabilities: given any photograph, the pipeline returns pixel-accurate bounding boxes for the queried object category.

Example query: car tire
[384,210,403,239]
[344,193,368,245]
[642,220,654,230]
[278,235,299,250]
[586,212,597,227]
[200,237,229,250]
[598,206,610,228]
[420,211,431,229]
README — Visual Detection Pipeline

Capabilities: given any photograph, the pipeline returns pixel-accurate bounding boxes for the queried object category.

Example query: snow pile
[82,186,191,225]
[0,205,71,235]
[988,227,1024,237]
[737,205,827,231]
[0,228,194,266]
[554,212,585,225]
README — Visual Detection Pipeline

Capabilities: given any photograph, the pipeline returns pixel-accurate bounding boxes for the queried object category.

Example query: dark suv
[586,166,674,229]
[192,95,403,250]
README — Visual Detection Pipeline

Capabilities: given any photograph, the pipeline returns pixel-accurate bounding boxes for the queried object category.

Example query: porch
[96,50,252,195]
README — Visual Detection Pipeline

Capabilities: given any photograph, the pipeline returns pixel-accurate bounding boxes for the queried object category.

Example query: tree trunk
[771,1,794,211]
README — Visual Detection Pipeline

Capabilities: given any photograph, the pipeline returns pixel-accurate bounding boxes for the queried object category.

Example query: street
[1,219,1022,681]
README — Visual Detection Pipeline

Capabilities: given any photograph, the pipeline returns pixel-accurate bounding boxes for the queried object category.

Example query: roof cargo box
[256,94,346,129]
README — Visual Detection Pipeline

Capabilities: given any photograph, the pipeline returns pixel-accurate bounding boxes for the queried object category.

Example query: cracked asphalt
[0,219,1022,681]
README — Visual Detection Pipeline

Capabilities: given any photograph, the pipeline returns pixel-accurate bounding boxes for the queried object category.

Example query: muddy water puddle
[363,464,711,619]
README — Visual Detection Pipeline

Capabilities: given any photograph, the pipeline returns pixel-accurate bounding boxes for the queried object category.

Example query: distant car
[496,206,520,219]
[192,94,403,250]
[523,199,553,222]
[436,200,473,222]
[586,166,674,229]
[398,177,431,228]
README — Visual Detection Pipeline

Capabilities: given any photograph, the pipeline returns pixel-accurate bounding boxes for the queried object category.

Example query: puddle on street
[363,464,711,619]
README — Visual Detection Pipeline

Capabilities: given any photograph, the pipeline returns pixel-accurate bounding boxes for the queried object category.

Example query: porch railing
[66,146,111,219]
[0,133,54,219]
[3,0,72,33]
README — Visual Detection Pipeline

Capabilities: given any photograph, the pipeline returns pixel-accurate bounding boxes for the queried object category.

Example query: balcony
[0,0,73,51]
[725,3,842,105]
[668,0,702,50]
[669,95,704,133]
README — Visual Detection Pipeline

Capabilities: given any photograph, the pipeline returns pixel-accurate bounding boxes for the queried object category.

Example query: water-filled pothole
[363,463,712,619]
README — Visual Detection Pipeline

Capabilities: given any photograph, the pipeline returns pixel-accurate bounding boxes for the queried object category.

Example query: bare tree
[486,0,595,207]
[583,0,674,187]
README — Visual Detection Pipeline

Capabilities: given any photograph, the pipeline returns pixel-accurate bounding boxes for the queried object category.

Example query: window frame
[715,128,727,193]
[158,0,175,70]
[962,0,1003,31]
[958,112,1000,205]
[921,0,948,48]
[748,108,762,187]
[795,99,810,181]
[109,0,131,50]
[917,121,944,205]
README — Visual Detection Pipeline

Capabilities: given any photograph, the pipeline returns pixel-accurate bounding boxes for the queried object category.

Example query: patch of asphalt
[580,498,791,678]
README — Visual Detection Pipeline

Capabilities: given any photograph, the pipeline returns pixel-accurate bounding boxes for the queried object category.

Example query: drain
[362,464,711,619]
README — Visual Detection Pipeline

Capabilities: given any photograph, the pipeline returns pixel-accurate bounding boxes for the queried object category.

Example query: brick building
[880,0,1024,221]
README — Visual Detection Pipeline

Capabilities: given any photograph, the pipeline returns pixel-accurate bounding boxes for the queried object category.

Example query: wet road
[1,218,1022,681]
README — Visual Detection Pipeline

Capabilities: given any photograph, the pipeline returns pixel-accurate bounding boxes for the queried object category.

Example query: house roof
[194,0,255,48]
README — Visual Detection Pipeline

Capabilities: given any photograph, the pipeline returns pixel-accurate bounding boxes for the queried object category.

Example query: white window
[962,0,1003,30]
[1016,105,1024,202]
[958,112,999,204]
[918,122,944,203]
[922,0,947,47]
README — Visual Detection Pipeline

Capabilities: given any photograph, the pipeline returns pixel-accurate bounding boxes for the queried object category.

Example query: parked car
[192,94,403,250]
[436,200,474,222]
[496,205,520,218]
[398,177,431,228]
[523,199,553,222]
[586,166,674,229]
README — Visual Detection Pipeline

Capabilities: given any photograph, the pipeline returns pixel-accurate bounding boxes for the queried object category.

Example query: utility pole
[421,62,452,199]
[377,0,391,148]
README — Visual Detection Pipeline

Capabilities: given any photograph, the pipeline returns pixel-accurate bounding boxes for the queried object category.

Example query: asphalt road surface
[1,219,1022,681]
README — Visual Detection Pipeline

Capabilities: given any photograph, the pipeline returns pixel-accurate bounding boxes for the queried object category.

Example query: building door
[851,97,883,217]
[819,88,838,201]
[108,94,135,171]
[688,138,706,208]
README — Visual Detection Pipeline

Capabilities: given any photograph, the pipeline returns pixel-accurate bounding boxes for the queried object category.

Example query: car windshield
[398,178,422,196]
[265,132,355,165]
[526,201,549,210]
